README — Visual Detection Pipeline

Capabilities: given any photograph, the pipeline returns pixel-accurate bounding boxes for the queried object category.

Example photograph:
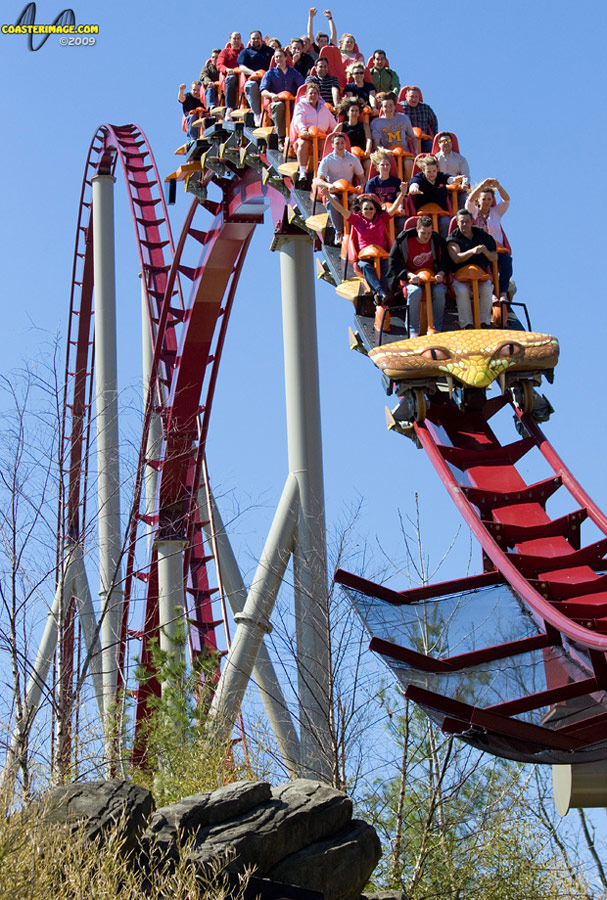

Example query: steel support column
[198,485,301,773]
[70,546,105,720]
[155,540,187,685]
[553,763,607,814]
[278,232,332,781]
[209,474,299,743]
[92,173,124,723]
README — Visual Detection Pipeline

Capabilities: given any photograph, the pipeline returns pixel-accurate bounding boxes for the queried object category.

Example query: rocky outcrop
[38,777,382,900]
[41,779,154,856]
[268,818,382,900]
[143,780,271,859]
[183,780,353,875]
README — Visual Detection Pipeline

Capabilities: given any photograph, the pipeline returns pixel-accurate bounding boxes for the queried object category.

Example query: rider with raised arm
[307,8,337,52]
[238,30,274,126]
[465,177,512,304]
[178,81,205,145]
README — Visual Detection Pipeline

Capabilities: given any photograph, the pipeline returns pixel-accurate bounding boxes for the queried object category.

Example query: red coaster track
[337,391,607,763]
[62,123,285,746]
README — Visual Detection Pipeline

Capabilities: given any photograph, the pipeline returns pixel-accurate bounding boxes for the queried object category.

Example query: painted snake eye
[495,341,523,358]
[421,347,450,361]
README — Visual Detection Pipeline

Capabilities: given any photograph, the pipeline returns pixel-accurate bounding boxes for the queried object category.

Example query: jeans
[453,278,493,327]
[185,113,200,144]
[223,74,238,109]
[437,215,450,239]
[359,259,389,297]
[327,202,344,235]
[205,85,218,109]
[244,79,261,116]
[407,282,446,336]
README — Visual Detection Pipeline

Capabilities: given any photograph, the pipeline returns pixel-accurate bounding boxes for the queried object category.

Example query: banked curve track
[65,120,607,765]
[62,122,285,743]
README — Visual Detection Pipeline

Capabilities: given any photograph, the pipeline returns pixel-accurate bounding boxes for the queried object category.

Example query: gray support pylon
[91,174,124,720]
[155,540,187,685]
[197,485,300,773]
[209,474,299,743]
[140,274,162,548]
[278,232,332,781]
[69,547,105,719]
[0,550,78,800]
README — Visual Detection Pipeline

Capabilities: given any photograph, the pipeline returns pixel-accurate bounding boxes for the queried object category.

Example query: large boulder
[143,780,271,858]
[186,779,352,876]
[268,818,382,900]
[41,778,154,856]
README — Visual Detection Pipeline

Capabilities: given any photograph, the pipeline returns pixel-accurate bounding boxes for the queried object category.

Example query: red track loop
[62,126,287,743]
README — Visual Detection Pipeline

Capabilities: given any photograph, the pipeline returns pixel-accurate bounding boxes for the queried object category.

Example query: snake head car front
[368,329,559,389]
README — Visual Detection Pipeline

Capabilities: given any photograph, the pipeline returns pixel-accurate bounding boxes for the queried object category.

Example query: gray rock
[143,780,271,857]
[187,779,353,876]
[41,779,154,856]
[34,776,383,899]
[268,819,382,900]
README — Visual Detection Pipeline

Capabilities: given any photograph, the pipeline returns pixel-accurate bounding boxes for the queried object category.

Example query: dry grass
[0,802,249,900]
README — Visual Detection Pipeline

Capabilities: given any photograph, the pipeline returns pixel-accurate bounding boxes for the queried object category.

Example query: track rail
[337,390,607,762]
[61,126,283,745]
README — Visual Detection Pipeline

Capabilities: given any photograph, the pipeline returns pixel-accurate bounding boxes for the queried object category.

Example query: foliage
[0,802,249,900]
[129,629,254,806]
[360,693,596,900]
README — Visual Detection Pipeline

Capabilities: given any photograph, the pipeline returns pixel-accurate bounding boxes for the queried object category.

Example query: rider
[260,49,305,143]
[401,86,438,152]
[216,32,244,119]
[315,132,365,241]
[238,31,274,126]
[447,208,497,329]
[387,215,448,337]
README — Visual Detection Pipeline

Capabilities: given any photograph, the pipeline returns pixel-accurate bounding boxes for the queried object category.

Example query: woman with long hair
[320,187,406,300]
